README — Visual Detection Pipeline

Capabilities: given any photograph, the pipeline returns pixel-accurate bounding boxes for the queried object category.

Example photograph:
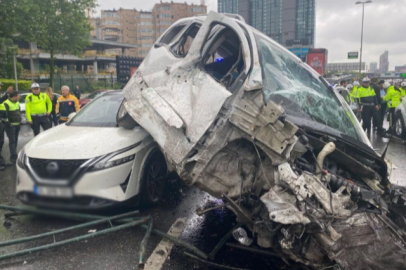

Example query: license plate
[34,186,73,198]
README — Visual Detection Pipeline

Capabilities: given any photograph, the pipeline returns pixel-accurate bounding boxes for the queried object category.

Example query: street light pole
[356,1,372,78]
[13,51,18,91]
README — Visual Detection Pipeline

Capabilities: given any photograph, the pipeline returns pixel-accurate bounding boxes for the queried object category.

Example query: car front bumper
[16,160,138,210]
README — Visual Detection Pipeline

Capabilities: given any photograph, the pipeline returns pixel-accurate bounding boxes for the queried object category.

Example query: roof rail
[193,13,245,23]
[222,13,245,22]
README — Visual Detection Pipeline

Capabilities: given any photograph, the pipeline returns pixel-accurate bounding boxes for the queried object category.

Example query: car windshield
[68,93,123,127]
[87,91,105,99]
[254,33,364,142]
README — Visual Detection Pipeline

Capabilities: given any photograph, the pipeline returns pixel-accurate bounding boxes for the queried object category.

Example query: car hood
[24,124,149,159]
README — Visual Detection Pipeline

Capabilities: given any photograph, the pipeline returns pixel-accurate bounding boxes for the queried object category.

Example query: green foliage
[0,0,37,40]
[0,38,22,79]
[30,0,97,89]
[0,79,32,90]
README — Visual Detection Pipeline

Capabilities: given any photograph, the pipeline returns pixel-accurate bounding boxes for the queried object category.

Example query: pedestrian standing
[56,85,80,124]
[370,78,386,135]
[351,81,360,102]
[46,87,58,126]
[4,91,22,164]
[73,85,81,100]
[384,82,403,135]
[401,82,406,97]
[25,83,52,136]
[357,77,379,137]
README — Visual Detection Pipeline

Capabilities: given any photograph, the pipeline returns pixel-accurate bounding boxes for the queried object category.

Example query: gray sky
[96,0,406,70]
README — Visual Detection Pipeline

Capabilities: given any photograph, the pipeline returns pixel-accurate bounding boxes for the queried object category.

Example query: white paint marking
[144,218,187,270]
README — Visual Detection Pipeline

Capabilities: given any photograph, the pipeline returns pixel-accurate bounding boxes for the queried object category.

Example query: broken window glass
[156,22,188,46]
[203,27,245,89]
[255,32,364,142]
[171,24,200,57]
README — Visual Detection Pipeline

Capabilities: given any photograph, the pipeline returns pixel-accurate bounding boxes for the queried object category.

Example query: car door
[122,12,253,164]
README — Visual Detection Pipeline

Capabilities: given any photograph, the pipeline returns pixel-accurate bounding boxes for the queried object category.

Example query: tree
[0,38,22,79]
[30,0,96,88]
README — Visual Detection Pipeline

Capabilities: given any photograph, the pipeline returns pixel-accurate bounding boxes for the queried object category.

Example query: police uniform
[56,94,80,123]
[25,92,52,136]
[384,85,403,132]
[357,82,378,134]
[4,98,22,162]
[0,98,8,166]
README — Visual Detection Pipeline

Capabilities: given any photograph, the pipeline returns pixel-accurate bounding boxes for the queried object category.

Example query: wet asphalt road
[0,122,405,270]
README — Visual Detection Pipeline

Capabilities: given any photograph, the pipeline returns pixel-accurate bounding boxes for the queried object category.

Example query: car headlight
[17,148,26,169]
[89,154,135,172]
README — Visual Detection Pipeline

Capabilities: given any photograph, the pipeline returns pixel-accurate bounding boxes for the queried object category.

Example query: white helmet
[346,84,353,90]
[383,82,390,89]
[353,81,360,86]
[401,82,406,87]
[31,83,40,88]
[362,77,370,83]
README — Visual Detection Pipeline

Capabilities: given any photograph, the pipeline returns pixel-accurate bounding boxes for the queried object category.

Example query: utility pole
[355,1,372,78]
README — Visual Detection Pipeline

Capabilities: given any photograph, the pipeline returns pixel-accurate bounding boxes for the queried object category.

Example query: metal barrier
[0,205,208,267]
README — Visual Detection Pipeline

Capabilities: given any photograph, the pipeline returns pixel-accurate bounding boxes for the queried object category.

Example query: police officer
[26,83,52,136]
[401,82,406,97]
[384,82,403,135]
[4,91,22,164]
[357,77,379,137]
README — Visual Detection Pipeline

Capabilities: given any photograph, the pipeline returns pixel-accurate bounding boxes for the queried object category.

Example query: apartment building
[93,2,207,58]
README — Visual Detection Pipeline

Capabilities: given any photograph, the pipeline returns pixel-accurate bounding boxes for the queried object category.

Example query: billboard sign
[348,52,359,59]
[307,53,325,75]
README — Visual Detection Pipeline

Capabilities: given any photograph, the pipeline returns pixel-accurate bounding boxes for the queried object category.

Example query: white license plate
[34,186,73,198]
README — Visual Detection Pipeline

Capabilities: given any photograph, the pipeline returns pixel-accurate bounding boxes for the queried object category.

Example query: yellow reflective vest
[3,99,21,125]
[384,86,403,108]
[25,93,52,122]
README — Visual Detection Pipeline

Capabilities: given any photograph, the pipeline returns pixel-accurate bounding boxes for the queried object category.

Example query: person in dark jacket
[4,91,22,164]
[73,85,81,100]
[370,77,385,135]
[0,83,14,170]
[46,87,58,126]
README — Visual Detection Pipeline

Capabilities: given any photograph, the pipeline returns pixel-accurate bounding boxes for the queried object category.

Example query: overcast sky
[96,0,406,70]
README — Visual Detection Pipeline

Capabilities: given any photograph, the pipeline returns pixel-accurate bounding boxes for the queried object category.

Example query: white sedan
[19,92,61,124]
[16,91,168,209]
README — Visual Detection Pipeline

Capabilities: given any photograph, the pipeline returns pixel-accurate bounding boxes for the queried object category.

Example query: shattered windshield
[254,33,361,141]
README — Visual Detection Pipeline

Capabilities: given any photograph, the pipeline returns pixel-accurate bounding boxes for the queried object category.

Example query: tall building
[218,0,239,14]
[369,62,378,73]
[379,51,389,73]
[94,2,207,58]
[217,0,315,48]
[153,2,206,41]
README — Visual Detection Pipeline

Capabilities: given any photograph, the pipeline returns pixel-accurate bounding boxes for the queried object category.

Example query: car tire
[395,113,406,138]
[141,150,168,205]
[117,100,138,129]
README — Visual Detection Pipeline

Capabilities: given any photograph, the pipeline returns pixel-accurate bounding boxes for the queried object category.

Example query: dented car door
[122,12,253,164]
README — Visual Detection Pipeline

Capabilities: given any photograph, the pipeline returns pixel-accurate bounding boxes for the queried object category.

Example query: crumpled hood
[24,124,149,159]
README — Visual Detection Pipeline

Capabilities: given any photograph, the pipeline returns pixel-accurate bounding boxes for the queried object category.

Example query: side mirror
[68,112,76,120]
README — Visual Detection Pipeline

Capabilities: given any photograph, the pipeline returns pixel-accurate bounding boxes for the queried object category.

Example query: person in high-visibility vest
[351,81,360,103]
[357,77,379,137]
[401,82,406,97]
[384,82,403,134]
[25,83,52,136]
[3,91,22,164]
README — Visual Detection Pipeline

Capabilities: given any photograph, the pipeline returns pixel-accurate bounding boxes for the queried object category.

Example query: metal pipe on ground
[0,205,209,260]
[0,217,150,261]
[0,211,140,248]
